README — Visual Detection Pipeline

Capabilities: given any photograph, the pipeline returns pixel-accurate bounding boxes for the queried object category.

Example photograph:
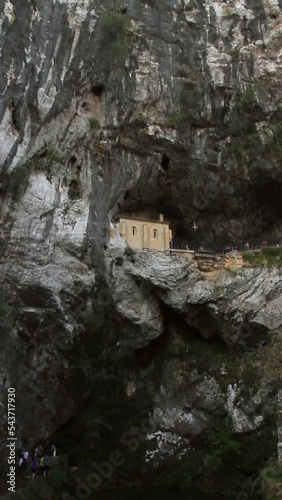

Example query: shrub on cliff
[243,247,282,267]
[100,0,130,62]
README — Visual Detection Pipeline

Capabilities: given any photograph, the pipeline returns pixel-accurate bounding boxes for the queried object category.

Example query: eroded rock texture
[0,0,281,471]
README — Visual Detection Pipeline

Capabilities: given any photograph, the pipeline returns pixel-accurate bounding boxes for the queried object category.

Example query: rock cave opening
[91,84,105,97]
[68,179,81,200]
[161,154,170,171]
[252,179,282,227]
[115,188,197,246]
[68,155,77,166]
[134,307,229,370]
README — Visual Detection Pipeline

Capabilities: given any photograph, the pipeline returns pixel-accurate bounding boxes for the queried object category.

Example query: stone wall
[116,217,172,251]
[170,249,243,273]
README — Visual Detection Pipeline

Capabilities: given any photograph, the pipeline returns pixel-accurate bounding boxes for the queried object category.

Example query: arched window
[153,229,158,239]
[132,226,137,236]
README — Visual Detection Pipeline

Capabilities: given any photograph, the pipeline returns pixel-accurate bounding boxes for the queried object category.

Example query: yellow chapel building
[114,214,172,252]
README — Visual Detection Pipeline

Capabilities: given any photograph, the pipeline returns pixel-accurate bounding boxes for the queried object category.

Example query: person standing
[51,444,57,457]
[39,455,44,476]
[31,457,38,479]
[37,444,43,458]
[43,455,50,477]
[25,456,32,478]
[18,457,24,476]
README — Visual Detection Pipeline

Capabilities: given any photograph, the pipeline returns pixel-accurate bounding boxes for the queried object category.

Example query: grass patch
[243,247,282,267]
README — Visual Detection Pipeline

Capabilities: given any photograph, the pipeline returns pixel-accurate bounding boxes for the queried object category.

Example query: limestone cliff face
[107,234,282,350]
[106,233,281,449]
[0,0,282,467]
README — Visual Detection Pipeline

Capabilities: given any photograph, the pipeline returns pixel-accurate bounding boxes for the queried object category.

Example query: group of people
[18,444,57,479]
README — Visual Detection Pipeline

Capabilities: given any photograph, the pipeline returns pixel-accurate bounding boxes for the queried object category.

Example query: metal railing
[170,237,282,255]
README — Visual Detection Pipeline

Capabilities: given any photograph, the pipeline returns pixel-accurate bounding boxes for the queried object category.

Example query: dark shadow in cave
[252,179,282,224]
[133,307,229,370]
[91,85,104,97]
[161,154,170,171]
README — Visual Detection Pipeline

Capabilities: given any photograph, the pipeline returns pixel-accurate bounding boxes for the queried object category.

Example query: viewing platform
[112,214,280,274]
[169,248,242,273]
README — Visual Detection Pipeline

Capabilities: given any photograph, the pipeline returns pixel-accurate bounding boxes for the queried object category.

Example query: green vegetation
[19,468,71,500]
[45,469,70,492]
[129,115,148,128]
[224,266,236,275]
[239,414,277,475]
[164,110,194,128]
[45,146,67,163]
[201,413,276,496]
[148,409,276,496]
[178,63,202,81]
[6,145,66,197]
[7,162,33,195]
[243,246,282,267]
[228,46,241,61]
[262,462,282,484]
[228,85,258,135]
[205,418,242,473]
[269,10,280,19]
[101,0,130,62]
[10,11,16,24]
[89,117,100,129]
[110,39,127,61]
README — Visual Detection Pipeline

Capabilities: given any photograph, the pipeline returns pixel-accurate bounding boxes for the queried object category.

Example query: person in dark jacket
[31,457,38,479]
[43,455,50,477]
[25,457,32,478]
